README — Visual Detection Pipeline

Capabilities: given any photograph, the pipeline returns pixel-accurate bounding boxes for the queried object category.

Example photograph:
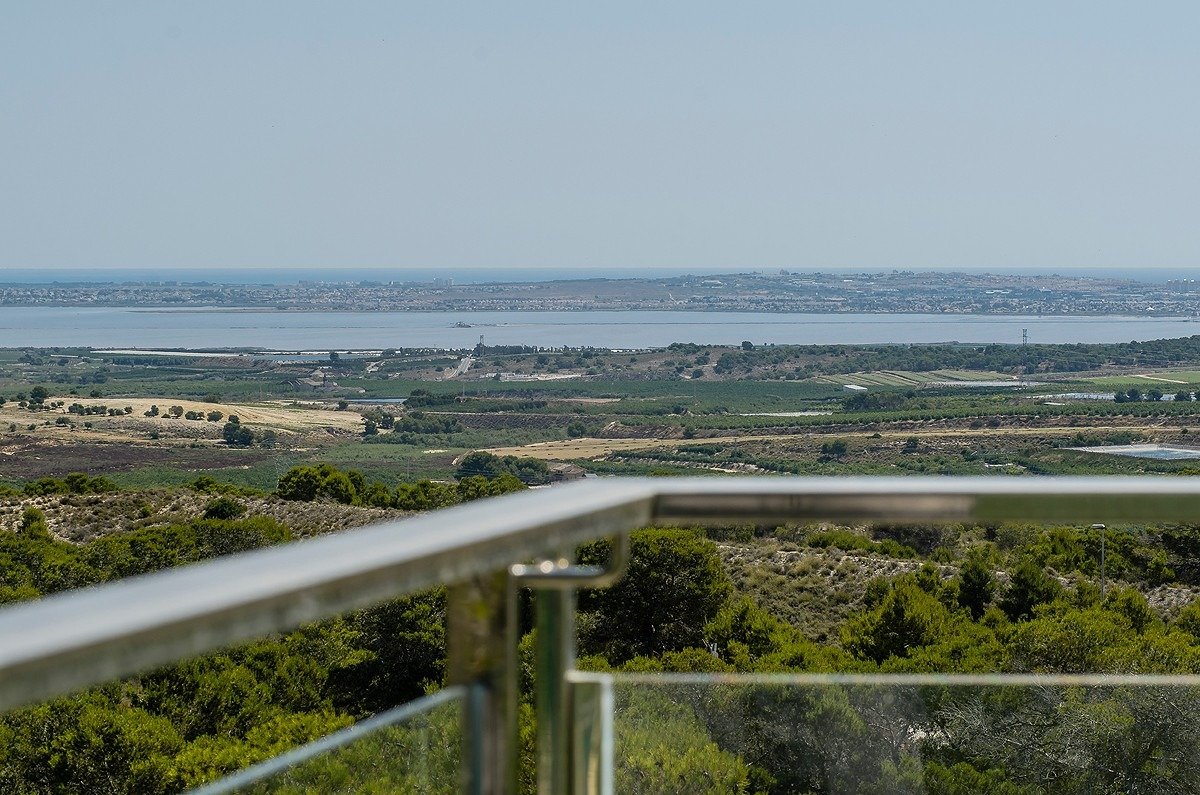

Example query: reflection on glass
[192,688,461,795]
[598,674,1200,795]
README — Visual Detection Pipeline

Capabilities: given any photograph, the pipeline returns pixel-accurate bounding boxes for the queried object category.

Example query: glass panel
[590,673,1200,795]
[191,687,462,795]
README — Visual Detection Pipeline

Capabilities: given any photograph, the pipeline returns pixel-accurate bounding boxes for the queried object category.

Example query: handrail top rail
[3,475,1200,710]
[566,670,1200,688]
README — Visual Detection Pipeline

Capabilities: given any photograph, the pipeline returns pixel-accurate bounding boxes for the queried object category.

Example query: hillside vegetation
[1,464,1200,792]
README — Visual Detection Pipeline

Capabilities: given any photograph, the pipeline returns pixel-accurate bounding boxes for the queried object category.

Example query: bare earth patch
[480,424,1185,461]
[0,436,273,479]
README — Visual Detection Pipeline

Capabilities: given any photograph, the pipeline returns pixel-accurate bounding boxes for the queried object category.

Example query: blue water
[3,307,1200,350]
[1132,449,1200,460]
[1073,445,1200,460]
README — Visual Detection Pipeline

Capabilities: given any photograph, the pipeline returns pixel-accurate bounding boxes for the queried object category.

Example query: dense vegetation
[5,463,1200,792]
[711,336,1200,377]
[452,451,552,484]
[0,464,528,793]
[575,524,1200,794]
[276,462,527,509]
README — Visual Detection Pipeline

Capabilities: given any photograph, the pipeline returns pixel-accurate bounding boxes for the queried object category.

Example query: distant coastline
[118,306,1200,319]
[2,265,1198,285]
[5,270,1200,317]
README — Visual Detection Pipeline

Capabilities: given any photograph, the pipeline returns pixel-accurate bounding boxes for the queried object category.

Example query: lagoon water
[3,307,1200,350]
[1070,444,1200,461]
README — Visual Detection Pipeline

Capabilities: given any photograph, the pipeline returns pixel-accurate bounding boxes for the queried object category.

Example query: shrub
[203,497,246,520]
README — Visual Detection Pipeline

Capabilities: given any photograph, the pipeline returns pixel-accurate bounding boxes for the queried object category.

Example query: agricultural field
[1085,370,1200,389]
[813,369,1020,387]
[10,340,1200,488]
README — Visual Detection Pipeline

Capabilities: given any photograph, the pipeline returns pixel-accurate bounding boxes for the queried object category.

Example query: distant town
[4,270,1200,315]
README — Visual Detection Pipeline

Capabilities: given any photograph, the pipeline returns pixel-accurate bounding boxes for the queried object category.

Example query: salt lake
[1069,444,1200,460]
[4,307,1200,350]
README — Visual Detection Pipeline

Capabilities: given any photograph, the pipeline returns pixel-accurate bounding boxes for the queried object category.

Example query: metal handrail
[2,475,1200,712]
[0,478,657,712]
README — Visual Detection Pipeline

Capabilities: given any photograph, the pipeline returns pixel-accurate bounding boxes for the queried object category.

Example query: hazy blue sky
[3,2,1199,272]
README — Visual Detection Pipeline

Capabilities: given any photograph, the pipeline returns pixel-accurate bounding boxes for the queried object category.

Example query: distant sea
[1,266,1198,285]
[3,308,1199,350]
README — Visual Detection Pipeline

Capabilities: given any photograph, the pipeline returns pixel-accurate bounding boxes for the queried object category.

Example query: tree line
[710,335,1200,377]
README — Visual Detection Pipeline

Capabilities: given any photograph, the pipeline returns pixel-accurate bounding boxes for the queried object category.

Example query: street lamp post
[1092,523,1107,597]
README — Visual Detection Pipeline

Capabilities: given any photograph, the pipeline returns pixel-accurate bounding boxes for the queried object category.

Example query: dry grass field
[0,396,363,434]
[0,397,368,480]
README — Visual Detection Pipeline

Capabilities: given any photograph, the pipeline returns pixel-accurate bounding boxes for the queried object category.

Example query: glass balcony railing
[193,687,463,795]
[2,476,1200,794]
[571,671,1200,794]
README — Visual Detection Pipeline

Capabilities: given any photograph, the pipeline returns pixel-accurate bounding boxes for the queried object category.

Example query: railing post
[448,571,517,795]
[536,587,575,794]
[571,674,614,795]
[513,536,629,794]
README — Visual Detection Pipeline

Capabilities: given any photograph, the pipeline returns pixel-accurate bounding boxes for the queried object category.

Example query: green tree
[277,464,358,504]
[19,506,52,541]
[578,529,732,662]
[1174,597,1200,637]
[170,711,352,789]
[63,472,115,494]
[203,497,246,520]
[922,761,1035,795]
[453,451,550,485]
[705,597,793,667]
[393,480,457,510]
[0,696,184,795]
[614,689,763,795]
[454,451,505,479]
[842,579,951,664]
[1009,606,1129,672]
[821,439,849,458]
[957,548,997,620]
[999,559,1062,622]
[330,592,447,714]
[222,422,255,447]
